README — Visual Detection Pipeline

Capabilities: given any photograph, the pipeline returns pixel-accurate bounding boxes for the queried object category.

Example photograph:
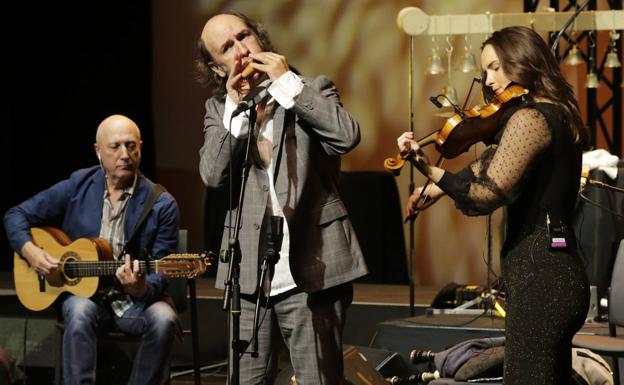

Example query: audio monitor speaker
[343,346,389,385]
[275,345,407,385]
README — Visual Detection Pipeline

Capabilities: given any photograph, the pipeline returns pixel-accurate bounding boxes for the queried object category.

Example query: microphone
[231,78,272,118]
[429,94,466,118]
[409,348,436,363]
[265,216,284,264]
[429,96,443,109]
[250,215,284,357]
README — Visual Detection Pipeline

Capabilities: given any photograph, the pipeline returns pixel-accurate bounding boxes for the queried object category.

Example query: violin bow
[404,155,445,223]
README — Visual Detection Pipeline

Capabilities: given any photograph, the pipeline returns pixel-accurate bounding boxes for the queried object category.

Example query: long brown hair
[195,10,275,98]
[482,26,587,145]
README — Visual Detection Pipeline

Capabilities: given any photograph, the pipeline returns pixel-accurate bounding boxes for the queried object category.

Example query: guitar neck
[62,260,159,278]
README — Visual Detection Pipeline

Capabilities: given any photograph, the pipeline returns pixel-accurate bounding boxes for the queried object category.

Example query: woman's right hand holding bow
[406,184,445,217]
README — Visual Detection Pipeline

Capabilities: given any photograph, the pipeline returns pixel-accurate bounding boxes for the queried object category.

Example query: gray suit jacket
[199,75,368,294]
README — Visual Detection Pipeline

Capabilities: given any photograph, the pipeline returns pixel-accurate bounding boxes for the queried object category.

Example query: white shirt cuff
[268,71,304,109]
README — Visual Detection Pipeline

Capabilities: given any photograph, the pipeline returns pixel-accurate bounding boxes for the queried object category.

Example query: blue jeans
[61,295,178,385]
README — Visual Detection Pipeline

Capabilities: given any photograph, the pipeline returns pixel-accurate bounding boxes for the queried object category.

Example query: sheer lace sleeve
[437,107,552,215]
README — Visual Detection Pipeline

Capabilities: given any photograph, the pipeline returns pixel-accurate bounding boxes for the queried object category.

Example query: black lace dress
[437,102,590,385]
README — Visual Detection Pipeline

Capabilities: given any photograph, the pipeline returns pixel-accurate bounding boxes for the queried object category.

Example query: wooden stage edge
[195,276,440,308]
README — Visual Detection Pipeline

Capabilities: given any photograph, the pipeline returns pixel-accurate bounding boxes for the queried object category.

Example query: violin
[384,85,529,175]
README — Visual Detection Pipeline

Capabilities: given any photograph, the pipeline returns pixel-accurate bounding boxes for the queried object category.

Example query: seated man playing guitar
[4,114,181,385]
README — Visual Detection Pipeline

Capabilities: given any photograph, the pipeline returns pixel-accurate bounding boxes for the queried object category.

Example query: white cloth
[582,149,619,179]
[222,71,304,296]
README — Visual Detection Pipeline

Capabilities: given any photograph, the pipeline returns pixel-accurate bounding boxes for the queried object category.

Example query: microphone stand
[482,212,495,316]
[250,216,283,357]
[222,103,258,385]
[407,35,416,316]
[550,0,591,53]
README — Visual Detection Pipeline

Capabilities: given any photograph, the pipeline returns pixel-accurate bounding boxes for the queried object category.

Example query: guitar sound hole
[61,252,80,283]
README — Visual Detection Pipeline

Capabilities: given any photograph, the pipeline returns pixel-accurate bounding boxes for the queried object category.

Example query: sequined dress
[437,102,590,385]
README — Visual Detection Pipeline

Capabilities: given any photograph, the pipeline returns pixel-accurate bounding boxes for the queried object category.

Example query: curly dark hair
[481,26,587,145]
[195,10,275,98]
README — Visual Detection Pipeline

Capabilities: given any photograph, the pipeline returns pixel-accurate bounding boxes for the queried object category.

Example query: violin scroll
[384,154,406,176]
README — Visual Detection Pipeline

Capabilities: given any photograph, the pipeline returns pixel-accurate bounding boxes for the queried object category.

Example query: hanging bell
[605,50,622,68]
[460,52,478,73]
[426,49,445,75]
[440,85,458,107]
[565,45,583,66]
[585,72,599,88]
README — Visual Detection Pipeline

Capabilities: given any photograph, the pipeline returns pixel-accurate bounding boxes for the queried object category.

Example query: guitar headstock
[155,254,211,278]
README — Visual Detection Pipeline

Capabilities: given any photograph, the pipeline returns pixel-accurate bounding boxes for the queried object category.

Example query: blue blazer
[4,166,180,305]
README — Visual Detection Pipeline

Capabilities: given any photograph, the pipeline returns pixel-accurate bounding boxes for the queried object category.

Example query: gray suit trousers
[233,283,353,385]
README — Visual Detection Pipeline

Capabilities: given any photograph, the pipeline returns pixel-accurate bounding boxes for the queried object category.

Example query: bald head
[94,114,142,189]
[95,114,141,145]
[201,14,236,56]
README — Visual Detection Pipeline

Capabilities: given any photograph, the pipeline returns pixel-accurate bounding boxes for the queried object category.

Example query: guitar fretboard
[62,261,157,278]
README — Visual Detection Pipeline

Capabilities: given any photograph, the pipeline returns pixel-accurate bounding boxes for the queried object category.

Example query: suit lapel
[88,169,106,236]
[272,106,291,188]
[272,105,285,151]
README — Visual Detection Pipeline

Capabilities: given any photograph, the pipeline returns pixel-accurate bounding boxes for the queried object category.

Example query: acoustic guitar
[14,227,210,311]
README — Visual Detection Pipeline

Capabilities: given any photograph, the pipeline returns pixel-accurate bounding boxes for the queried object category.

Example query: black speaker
[343,346,388,385]
[348,345,409,378]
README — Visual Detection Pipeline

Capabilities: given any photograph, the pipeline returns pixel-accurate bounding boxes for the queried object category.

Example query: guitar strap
[121,183,166,260]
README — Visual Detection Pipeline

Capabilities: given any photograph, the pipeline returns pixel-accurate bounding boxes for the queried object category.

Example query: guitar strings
[59,255,203,277]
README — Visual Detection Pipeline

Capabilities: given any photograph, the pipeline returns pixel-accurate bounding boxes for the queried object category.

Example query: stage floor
[0,270,439,384]
[1,271,619,384]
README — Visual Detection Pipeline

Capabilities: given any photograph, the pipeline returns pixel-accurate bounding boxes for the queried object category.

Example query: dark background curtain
[339,171,408,284]
[2,1,153,270]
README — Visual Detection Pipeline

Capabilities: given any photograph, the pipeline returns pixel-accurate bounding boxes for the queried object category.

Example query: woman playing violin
[397,26,589,385]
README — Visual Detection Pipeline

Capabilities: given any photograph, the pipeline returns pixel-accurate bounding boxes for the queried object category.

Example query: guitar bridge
[38,274,46,292]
